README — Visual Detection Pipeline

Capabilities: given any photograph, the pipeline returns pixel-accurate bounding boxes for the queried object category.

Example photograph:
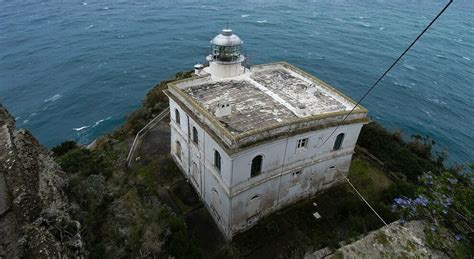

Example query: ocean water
[0,0,472,165]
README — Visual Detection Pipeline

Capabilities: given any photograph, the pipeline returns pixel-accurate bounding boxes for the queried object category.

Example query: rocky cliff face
[306,221,447,258]
[0,105,85,258]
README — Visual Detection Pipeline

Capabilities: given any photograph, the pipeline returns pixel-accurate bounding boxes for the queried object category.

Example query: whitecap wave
[427,98,447,105]
[44,94,62,103]
[462,56,471,61]
[86,24,94,29]
[403,63,415,70]
[257,20,267,24]
[241,14,249,18]
[423,110,433,117]
[93,116,112,127]
[358,22,372,28]
[73,126,90,131]
[394,81,411,89]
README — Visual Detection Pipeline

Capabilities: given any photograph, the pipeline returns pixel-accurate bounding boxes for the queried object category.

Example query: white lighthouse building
[165,29,368,239]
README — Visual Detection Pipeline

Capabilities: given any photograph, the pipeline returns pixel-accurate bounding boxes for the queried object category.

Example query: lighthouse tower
[206,28,246,79]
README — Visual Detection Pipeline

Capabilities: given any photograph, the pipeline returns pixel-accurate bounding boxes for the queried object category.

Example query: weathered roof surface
[184,79,297,134]
[180,63,357,134]
[167,62,368,150]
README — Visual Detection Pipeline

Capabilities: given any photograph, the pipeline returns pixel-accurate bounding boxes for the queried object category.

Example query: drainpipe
[202,130,206,200]
[187,115,191,177]
[276,136,290,207]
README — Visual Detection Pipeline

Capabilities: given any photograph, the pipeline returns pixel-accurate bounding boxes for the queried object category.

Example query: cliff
[0,105,85,258]
[306,221,447,258]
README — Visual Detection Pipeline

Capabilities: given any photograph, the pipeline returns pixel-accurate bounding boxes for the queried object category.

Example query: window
[250,155,263,177]
[333,133,345,150]
[175,109,180,125]
[297,138,309,149]
[250,195,260,200]
[214,150,221,172]
[292,170,302,177]
[176,141,182,160]
[192,127,198,144]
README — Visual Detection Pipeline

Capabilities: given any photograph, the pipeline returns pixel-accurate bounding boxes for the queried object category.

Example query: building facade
[165,29,368,239]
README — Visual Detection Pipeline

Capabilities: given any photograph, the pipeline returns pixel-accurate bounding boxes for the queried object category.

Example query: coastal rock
[305,221,447,258]
[0,105,85,258]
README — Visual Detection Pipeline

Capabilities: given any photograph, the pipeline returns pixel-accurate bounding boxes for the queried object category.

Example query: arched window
[192,127,198,144]
[250,194,260,201]
[214,150,221,172]
[176,141,182,160]
[333,133,345,150]
[251,155,263,177]
[175,109,180,125]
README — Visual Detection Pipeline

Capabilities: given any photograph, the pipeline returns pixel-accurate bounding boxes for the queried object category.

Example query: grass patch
[349,156,392,201]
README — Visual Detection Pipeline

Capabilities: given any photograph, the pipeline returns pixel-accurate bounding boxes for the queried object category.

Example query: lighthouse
[205,28,246,78]
[166,29,368,239]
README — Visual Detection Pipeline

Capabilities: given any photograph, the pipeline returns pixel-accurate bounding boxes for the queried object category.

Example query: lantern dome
[210,29,243,47]
[208,28,245,64]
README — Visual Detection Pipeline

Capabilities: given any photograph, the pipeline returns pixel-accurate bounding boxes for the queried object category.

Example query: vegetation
[393,168,474,257]
[50,70,472,257]
[358,122,473,257]
[51,140,77,157]
[51,71,200,258]
[357,122,444,182]
[54,144,200,258]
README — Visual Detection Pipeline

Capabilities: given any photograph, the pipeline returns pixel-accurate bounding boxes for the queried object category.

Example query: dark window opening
[176,141,182,160]
[192,127,198,144]
[214,150,221,172]
[251,195,260,200]
[292,170,302,176]
[251,155,263,177]
[333,133,345,150]
[297,138,309,149]
[175,109,181,125]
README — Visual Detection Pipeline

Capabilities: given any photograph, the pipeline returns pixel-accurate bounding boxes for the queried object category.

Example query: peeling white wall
[169,81,366,239]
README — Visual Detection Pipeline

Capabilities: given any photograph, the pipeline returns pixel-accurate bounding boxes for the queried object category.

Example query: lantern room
[206,28,246,78]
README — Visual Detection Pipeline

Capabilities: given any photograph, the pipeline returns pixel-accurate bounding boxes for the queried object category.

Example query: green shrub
[57,148,111,177]
[159,208,201,258]
[358,122,442,182]
[51,140,78,157]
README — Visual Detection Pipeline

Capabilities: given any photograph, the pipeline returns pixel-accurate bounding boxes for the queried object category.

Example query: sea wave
[403,63,416,70]
[44,94,62,103]
[73,126,90,131]
[93,116,112,127]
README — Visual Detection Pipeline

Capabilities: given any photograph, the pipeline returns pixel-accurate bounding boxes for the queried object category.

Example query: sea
[0,0,472,165]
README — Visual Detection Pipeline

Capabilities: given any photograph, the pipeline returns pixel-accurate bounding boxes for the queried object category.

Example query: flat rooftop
[178,63,357,134]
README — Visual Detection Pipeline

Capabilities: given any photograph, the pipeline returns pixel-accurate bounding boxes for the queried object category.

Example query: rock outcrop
[306,221,447,258]
[0,105,85,258]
